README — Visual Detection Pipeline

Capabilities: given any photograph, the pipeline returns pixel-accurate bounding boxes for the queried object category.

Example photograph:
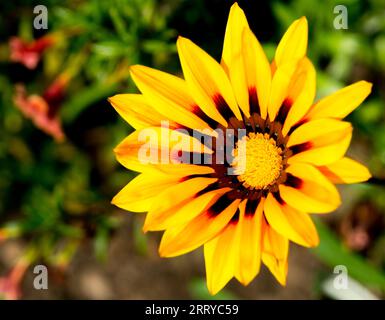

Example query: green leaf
[94,226,109,262]
[311,217,385,290]
[92,41,128,58]
[133,216,148,256]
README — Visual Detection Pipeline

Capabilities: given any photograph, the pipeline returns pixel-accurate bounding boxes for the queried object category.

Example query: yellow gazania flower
[109,3,372,294]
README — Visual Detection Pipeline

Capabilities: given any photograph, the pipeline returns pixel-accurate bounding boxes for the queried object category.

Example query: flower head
[109,3,372,294]
[9,36,54,69]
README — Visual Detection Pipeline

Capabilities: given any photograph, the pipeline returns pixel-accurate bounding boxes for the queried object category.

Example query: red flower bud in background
[13,75,68,142]
[0,260,29,300]
[9,35,54,70]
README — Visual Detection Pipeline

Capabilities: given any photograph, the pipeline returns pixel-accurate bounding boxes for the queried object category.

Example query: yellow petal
[268,17,307,120]
[288,134,352,167]
[268,62,297,120]
[204,209,242,295]
[306,81,372,120]
[108,94,173,129]
[279,163,341,213]
[235,199,264,286]
[262,220,289,286]
[111,172,181,212]
[262,252,288,286]
[145,177,217,230]
[281,58,316,136]
[114,126,212,172]
[288,119,351,147]
[130,65,212,131]
[242,28,271,118]
[144,187,230,232]
[112,164,214,213]
[264,193,319,247]
[287,119,353,166]
[221,3,250,116]
[159,198,241,257]
[275,16,308,67]
[221,2,249,73]
[177,36,242,126]
[318,157,372,184]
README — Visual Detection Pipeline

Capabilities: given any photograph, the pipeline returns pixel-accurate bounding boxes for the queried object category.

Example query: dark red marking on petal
[179,173,211,183]
[229,207,240,224]
[207,195,234,218]
[288,118,308,136]
[245,199,259,217]
[276,98,293,125]
[284,174,303,189]
[273,192,286,205]
[192,104,218,129]
[289,141,313,155]
[248,86,260,115]
[195,182,220,198]
[213,93,233,120]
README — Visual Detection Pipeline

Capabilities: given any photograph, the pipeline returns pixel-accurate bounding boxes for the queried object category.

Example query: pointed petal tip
[230,1,243,12]
[177,35,186,43]
[128,64,145,77]
[142,218,152,233]
[279,279,287,287]
[313,236,320,248]
[362,79,372,86]
[361,80,373,92]
[142,225,149,233]
[176,36,187,49]
[158,246,169,258]
[293,16,308,30]
[158,238,173,258]
[238,277,253,287]
[353,80,373,97]
[128,64,136,72]
[107,95,120,108]
[298,16,308,23]
[206,283,222,296]
[275,270,288,287]
[207,288,217,296]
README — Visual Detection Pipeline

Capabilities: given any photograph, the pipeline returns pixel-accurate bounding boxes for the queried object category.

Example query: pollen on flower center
[232,132,283,189]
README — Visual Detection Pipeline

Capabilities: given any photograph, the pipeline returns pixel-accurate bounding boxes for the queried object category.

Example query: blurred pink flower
[13,76,68,142]
[0,260,29,300]
[0,276,21,300]
[9,36,54,69]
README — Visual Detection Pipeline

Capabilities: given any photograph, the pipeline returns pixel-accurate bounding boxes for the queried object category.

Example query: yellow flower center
[233,132,283,189]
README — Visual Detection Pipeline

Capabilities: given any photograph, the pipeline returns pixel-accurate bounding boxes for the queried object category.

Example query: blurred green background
[0,0,384,299]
